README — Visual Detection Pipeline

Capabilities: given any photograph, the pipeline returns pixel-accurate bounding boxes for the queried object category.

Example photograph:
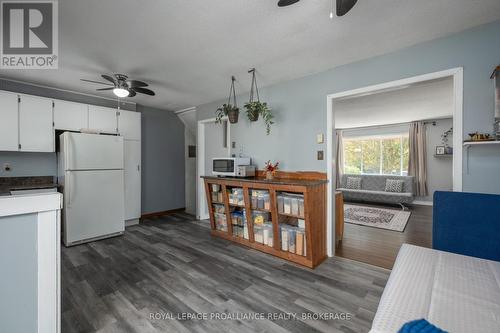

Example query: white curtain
[335,130,344,188]
[408,121,428,196]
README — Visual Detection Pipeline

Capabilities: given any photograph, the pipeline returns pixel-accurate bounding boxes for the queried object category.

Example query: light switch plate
[316,133,324,144]
[317,151,324,160]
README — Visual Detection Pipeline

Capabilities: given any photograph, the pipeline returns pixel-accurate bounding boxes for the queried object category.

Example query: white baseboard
[125,218,140,227]
[412,200,433,206]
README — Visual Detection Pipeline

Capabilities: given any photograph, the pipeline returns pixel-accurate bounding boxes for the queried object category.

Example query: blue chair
[433,191,500,262]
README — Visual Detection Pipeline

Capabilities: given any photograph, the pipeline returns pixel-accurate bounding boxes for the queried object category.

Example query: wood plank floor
[62,213,390,333]
[336,203,433,269]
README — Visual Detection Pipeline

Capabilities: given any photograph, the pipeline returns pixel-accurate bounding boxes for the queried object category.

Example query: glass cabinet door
[277,192,306,257]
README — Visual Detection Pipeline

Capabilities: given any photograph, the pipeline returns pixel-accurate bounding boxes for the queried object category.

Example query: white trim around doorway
[196,117,231,220]
[326,67,464,258]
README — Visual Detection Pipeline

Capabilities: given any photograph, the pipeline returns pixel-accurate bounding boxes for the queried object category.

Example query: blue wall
[140,105,185,214]
[0,213,38,333]
[197,21,500,194]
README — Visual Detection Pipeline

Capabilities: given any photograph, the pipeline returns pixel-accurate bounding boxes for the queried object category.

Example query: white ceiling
[334,77,454,129]
[1,0,500,111]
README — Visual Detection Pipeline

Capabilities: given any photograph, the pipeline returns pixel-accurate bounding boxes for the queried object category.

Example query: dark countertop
[201,175,328,187]
[0,176,59,196]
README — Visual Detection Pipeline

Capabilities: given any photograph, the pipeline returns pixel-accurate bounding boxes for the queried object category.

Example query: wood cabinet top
[202,176,328,187]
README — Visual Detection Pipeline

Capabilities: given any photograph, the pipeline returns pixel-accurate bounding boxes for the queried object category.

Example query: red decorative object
[264,160,279,180]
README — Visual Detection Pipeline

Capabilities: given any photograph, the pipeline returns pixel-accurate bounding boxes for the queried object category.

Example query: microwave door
[213,159,234,173]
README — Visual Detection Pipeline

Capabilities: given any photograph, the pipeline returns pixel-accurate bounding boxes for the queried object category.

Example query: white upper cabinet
[118,110,141,141]
[53,100,88,131]
[88,105,117,134]
[124,140,141,220]
[0,91,19,151]
[19,95,54,152]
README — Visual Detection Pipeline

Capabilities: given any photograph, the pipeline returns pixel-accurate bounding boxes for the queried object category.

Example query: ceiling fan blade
[96,87,114,91]
[127,80,148,88]
[101,74,116,84]
[80,79,113,86]
[337,0,357,16]
[127,89,137,97]
[278,0,299,7]
[132,87,155,96]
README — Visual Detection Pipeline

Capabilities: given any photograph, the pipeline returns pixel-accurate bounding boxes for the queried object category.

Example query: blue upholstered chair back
[433,191,500,262]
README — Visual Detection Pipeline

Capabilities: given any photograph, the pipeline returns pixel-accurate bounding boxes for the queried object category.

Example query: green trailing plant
[245,68,274,135]
[244,101,274,135]
[216,103,239,124]
[215,76,239,124]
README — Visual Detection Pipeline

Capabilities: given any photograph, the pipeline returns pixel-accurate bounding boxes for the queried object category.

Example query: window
[343,134,409,176]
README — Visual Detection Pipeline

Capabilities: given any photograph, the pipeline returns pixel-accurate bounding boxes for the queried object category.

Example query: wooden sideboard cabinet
[203,172,328,268]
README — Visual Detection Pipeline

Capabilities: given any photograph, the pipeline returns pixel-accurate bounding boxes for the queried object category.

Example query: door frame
[196,117,231,220]
[326,67,464,257]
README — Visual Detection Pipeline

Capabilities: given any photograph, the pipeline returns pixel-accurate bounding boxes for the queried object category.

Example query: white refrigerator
[58,132,125,246]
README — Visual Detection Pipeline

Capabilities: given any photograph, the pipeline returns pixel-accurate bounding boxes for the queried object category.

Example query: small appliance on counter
[212,157,256,177]
[58,132,125,246]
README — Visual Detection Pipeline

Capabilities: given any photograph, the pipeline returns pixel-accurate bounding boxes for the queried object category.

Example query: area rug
[344,204,411,232]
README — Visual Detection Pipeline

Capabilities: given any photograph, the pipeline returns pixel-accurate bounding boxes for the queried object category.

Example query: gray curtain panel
[408,121,428,196]
[335,130,344,188]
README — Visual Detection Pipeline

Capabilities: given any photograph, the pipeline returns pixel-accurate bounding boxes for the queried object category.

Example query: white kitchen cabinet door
[88,105,118,134]
[118,110,141,141]
[19,95,54,152]
[0,91,19,151]
[124,140,141,221]
[53,100,88,131]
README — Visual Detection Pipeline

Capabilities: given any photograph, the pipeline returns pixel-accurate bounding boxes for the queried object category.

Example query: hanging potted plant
[244,68,274,135]
[216,76,239,124]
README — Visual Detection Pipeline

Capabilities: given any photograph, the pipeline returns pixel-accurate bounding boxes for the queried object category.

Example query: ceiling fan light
[113,88,129,98]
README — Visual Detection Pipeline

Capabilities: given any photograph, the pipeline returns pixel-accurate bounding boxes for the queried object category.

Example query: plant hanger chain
[248,68,260,103]
[227,76,237,107]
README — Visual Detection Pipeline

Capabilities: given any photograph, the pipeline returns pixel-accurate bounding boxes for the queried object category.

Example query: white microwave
[212,157,255,177]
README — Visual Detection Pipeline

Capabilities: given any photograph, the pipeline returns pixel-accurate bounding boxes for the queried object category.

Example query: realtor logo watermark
[1,0,58,69]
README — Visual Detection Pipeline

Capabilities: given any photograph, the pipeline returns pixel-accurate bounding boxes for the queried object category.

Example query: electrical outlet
[317,151,324,160]
[3,163,11,172]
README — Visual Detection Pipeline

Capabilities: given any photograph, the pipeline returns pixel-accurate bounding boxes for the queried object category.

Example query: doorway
[326,68,464,263]
[196,118,231,220]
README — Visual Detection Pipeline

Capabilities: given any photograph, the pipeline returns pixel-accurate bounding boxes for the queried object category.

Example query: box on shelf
[262,223,273,247]
[251,190,271,210]
[252,210,271,226]
[277,193,305,218]
[229,188,245,206]
[231,210,249,239]
[214,213,227,232]
[213,204,225,214]
[280,225,306,257]
[254,225,264,243]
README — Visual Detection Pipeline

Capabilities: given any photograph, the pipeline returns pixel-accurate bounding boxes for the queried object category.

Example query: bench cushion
[370,244,500,333]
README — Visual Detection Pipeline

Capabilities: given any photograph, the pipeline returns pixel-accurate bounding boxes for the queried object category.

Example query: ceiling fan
[80,74,155,98]
[278,0,358,17]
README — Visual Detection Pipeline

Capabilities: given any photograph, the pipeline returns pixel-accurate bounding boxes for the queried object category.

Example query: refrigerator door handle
[67,171,72,208]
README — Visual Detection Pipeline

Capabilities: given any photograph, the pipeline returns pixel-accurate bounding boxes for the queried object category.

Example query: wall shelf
[463,140,500,174]
[434,154,453,158]
[463,140,500,146]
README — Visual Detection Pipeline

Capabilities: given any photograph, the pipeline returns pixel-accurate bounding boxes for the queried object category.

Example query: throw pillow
[385,179,404,193]
[398,319,447,333]
[346,177,362,190]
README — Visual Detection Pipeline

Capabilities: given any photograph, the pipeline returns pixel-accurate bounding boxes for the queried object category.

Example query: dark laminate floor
[336,203,433,270]
[62,213,390,333]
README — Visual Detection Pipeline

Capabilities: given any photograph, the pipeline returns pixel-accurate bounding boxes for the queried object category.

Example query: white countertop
[0,192,63,218]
